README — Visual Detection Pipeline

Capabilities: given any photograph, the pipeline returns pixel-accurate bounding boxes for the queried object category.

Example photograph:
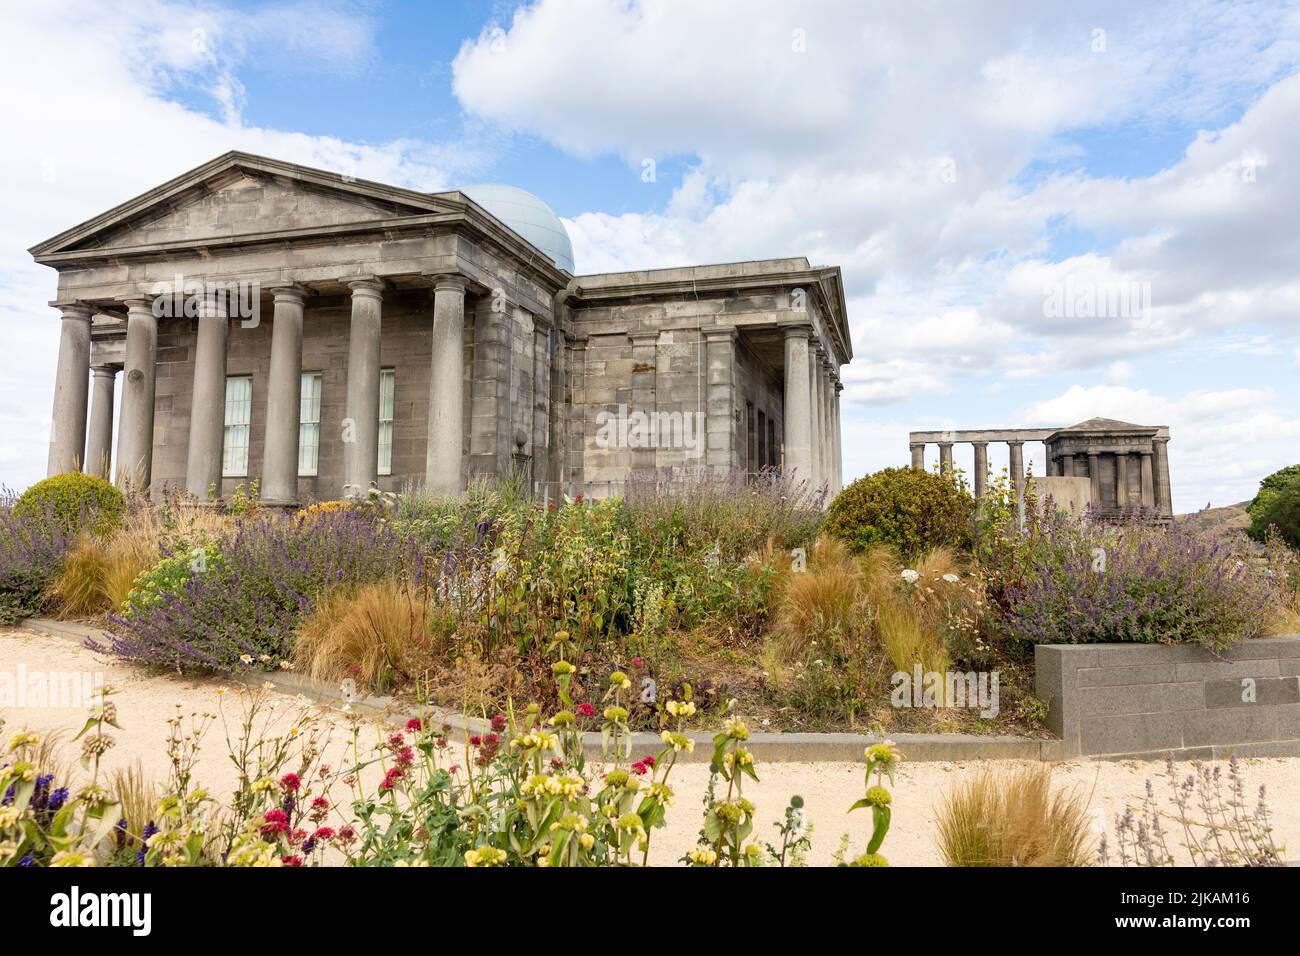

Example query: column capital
[428,273,467,294]
[972,440,989,449]
[90,363,121,376]
[835,381,844,394]
[342,275,385,298]
[115,292,156,312]
[270,283,309,303]
[1152,436,1170,445]
[780,322,811,341]
[49,300,93,321]
[1006,439,1024,447]
[701,324,738,342]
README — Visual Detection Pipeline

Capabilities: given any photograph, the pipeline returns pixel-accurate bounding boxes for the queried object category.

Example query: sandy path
[4,628,1297,866]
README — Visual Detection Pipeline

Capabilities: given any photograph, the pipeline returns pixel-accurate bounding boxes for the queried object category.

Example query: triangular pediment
[31,152,460,259]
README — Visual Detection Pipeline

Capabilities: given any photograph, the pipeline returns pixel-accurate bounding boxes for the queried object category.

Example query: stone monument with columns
[31,152,850,503]
[907,418,1173,521]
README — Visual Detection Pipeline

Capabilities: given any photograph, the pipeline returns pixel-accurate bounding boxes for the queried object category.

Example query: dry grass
[293,580,444,692]
[46,520,161,618]
[110,761,158,840]
[936,763,1095,867]
[770,535,864,664]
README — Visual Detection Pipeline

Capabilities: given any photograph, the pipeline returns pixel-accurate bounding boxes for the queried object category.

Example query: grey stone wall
[1036,636,1300,758]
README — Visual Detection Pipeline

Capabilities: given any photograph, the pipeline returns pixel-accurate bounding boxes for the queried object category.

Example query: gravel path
[4,628,1297,866]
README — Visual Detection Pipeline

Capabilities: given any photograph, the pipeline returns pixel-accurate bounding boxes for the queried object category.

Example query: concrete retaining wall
[1036,636,1300,758]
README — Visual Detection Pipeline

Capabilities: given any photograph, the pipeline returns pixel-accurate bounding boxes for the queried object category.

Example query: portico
[33,152,850,504]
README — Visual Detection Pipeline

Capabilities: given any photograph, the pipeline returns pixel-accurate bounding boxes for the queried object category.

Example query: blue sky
[2,0,1299,511]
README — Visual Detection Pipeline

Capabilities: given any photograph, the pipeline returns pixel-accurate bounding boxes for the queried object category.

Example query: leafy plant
[14,473,125,536]
[824,466,973,560]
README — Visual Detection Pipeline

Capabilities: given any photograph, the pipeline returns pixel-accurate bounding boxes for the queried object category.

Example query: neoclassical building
[908,417,1174,519]
[33,152,850,503]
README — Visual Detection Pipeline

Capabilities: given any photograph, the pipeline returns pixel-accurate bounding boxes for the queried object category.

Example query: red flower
[397,746,415,767]
[281,855,304,867]
[312,827,336,842]
[405,717,423,733]
[338,826,356,845]
[379,766,405,792]
[490,714,508,732]
[279,773,301,793]
[311,796,330,810]
[468,735,482,747]
[575,703,596,717]
[260,808,290,840]
[632,657,644,668]
[290,828,308,843]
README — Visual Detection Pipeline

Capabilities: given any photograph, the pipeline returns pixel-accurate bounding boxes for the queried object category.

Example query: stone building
[907,417,1173,519]
[32,152,850,503]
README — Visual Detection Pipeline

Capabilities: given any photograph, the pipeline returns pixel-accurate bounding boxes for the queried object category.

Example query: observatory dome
[459,183,575,274]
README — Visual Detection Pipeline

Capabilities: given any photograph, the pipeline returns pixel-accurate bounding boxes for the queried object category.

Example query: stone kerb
[1036,636,1300,758]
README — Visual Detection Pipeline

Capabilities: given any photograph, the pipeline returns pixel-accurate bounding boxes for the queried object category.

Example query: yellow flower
[464,846,507,867]
[666,700,696,719]
[50,851,96,867]
[688,845,718,866]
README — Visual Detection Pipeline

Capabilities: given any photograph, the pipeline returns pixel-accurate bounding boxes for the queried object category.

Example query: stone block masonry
[1036,636,1300,758]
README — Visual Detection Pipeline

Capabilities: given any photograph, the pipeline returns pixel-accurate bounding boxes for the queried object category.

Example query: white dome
[459,183,575,273]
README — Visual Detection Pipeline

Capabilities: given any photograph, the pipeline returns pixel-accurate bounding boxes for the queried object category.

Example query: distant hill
[1174,500,1262,552]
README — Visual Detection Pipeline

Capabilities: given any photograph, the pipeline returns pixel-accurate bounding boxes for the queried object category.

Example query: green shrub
[824,467,973,560]
[1247,464,1300,521]
[123,543,223,615]
[1248,478,1300,548]
[14,473,124,535]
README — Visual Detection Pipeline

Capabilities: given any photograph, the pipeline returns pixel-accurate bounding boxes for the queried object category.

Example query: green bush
[1248,478,1300,548]
[824,467,974,560]
[122,543,224,616]
[1248,464,1300,520]
[14,473,124,535]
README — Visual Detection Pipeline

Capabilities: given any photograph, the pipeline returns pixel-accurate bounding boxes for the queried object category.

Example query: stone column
[548,328,568,488]
[342,276,384,494]
[1116,453,1130,508]
[116,295,158,490]
[939,442,954,475]
[184,296,230,497]
[46,302,93,476]
[85,365,118,479]
[1008,440,1025,521]
[533,323,551,485]
[1140,451,1155,509]
[833,380,844,493]
[821,360,835,490]
[1153,437,1172,517]
[261,285,307,504]
[972,441,989,498]
[426,275,466,494]
[629,331,658,474]
[808,348,824,489]
[910,442,926,470]
[1088,452,1101,506]
[1061,453,1075,478]
[782,326,812,482]
[703,325,738,472]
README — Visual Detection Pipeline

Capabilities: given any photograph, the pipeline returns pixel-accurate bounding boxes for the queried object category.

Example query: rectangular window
[378,368,395,476]
[222,375,252,478]
[298,372,322,476]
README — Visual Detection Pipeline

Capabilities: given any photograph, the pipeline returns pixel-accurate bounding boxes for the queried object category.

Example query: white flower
[942,573,960,583]
[900,569,920,584]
